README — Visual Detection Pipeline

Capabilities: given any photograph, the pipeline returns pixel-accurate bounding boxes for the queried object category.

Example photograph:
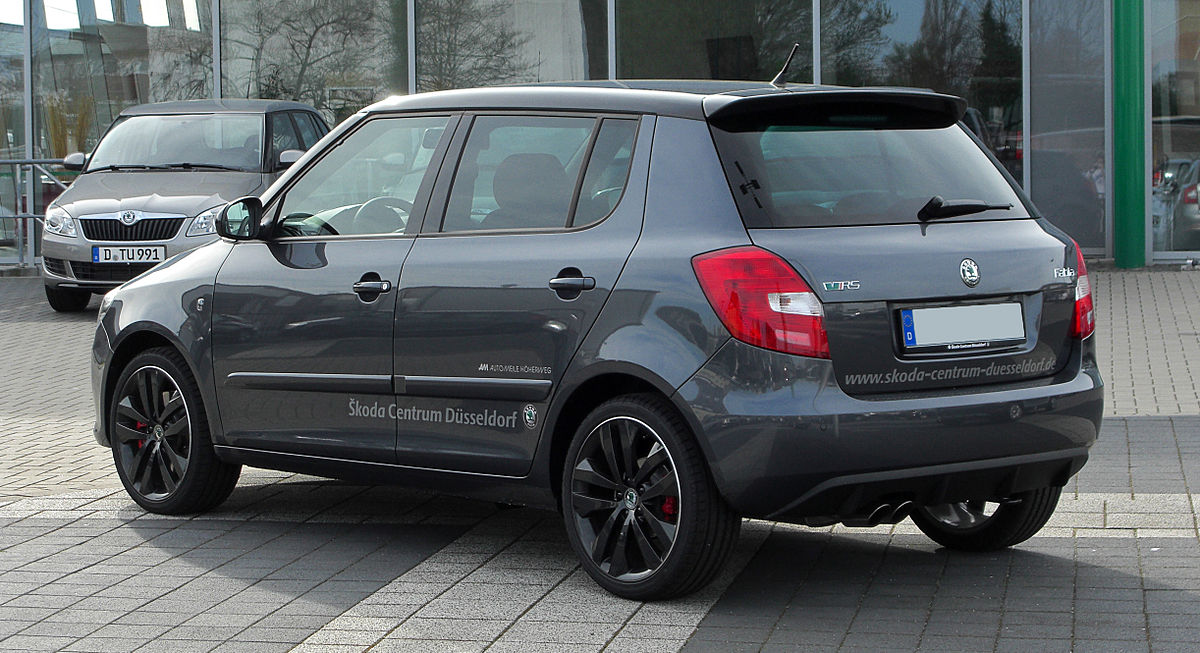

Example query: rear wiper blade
[162,162,248,172]
[918,195,1014,221]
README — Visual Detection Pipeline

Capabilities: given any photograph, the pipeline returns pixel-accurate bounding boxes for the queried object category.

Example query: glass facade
[1151,0,1200,254]
[5,0,1178,266]
[618,1,811,82]
[822,1,1022,173]
[1,8,23,262]
[1030,0,1107,251]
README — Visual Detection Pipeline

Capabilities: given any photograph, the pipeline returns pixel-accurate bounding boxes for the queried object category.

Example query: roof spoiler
[704,89,968,129]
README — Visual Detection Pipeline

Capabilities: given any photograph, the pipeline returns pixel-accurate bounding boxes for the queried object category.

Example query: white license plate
[900,303,1025,352]
[91,246,166,264]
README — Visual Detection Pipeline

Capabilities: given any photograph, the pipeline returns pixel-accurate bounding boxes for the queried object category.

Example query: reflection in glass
[821,0,1021,175]
[0,10,23,262]
[1030,0,1106,249]
[221,0,404,123]
[416,0,606,91]
[1151,0,1200,252]
[31,0,214,159]
[617,0,812,82]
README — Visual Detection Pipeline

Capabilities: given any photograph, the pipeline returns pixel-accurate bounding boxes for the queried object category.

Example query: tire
[45,285,92,312]
[561,393,740,600]
[910,486,1062,552]
[110,347,241,514]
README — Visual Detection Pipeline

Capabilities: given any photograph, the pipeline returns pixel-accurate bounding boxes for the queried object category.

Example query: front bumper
[42,223,216,291]
[675,337,1104,523]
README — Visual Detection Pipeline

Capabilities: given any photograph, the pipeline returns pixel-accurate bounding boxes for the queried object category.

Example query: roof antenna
[770,43,802,88]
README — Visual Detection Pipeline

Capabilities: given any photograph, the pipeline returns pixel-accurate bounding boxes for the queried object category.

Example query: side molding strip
[225,372,392,394]
[396,375,552,401]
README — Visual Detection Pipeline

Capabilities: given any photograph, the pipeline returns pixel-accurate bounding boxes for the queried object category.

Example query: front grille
[43,258,70,277]
[80,218,184,242]
[70,261,157,282]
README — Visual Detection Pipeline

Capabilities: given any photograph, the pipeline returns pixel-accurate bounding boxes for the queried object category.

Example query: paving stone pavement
[0,269,1198,652]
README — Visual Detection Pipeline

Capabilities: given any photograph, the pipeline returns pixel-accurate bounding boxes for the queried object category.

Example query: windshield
[711,123,1028,228]
[88,113,264,172]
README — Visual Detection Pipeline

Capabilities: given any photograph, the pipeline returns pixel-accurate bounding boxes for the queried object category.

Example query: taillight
[1070,241,1095,339]
[691,246,829,358]
[1184,184,1197,204]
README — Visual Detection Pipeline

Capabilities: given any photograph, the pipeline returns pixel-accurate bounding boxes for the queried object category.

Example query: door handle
[548,277,596,292]
[353,280,392,294]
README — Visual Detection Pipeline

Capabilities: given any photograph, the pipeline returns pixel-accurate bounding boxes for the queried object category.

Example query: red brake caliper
[135,421,147,448]
[661,496,678,523]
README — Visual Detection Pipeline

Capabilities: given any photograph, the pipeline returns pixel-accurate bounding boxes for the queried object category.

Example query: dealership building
[0,0,1182,267]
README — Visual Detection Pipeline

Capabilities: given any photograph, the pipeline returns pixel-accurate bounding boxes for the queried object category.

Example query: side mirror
[422,128,444,149]
[63,152,86,171]
[277,149,304,169]
[217,196,263,240]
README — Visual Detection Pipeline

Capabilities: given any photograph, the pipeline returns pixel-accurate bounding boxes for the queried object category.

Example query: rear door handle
[353,280,392,294]
[548,277,596,292]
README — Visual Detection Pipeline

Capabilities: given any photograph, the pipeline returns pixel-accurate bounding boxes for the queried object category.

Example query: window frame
[261,111,463,242]
[423,110,643,236]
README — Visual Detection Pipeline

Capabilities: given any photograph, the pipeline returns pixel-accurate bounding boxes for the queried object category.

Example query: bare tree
[750,0,813,82]
[884,0,977,96]
[820,0,896,85]
[223,0,386,116]
[416,0,533,91]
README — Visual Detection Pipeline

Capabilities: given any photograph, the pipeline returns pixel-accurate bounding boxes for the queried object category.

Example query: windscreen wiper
[83,164,163,174]
[918,195,1013,221]
[162,162,248,172]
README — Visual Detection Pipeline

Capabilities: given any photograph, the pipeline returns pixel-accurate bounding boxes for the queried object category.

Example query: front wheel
[561,394,740,600]
[910,486,1062,551]
[110,347,240,514]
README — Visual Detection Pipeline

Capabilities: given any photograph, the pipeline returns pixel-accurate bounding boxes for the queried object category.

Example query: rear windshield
[710,123,1028,228]
[88,113,265,172]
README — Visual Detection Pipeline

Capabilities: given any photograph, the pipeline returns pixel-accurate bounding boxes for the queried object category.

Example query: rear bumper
[674,337,1103,522]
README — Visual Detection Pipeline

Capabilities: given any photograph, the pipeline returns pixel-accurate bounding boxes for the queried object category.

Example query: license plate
[900,303,1025,353]
[91,246,166,264]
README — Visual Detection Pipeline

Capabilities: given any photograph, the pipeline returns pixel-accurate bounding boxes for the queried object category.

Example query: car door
[392,113,651,475]
[211,113,457,462]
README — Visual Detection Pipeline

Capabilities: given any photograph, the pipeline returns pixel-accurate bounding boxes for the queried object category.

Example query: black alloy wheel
[111,347,240,514]
[562,394,740,600]
[113,364,192,500]
[569,415,681,582]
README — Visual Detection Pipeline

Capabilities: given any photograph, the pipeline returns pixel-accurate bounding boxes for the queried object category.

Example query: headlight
[43,205,77,237]
[186,207,221,237]
[98,289,117,319]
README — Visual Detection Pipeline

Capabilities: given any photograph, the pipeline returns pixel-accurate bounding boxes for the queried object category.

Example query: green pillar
[1113,0,1145,267]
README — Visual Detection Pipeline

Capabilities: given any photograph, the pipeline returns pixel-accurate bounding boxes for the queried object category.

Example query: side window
[275,116,450,237]
[442,115,595,232]
[293,112,321,149]
[269,113,302,168]
[571,119,638,226]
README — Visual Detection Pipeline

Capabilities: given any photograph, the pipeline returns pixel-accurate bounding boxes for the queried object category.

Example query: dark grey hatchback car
[91,81,1103,600]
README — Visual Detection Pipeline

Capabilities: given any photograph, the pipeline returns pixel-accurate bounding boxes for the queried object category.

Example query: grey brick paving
[2,269,1200,651]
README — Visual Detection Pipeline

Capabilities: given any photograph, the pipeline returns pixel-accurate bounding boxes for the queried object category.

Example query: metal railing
[0,158,70,268]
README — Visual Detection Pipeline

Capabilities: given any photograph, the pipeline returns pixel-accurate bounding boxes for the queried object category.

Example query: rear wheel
[910,486,1062,551]
[110,347,240,514]
[562,394,740,600]
[45,285,91,312]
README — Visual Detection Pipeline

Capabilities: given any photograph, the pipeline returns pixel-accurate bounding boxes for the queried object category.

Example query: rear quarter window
[711,122,1029,228]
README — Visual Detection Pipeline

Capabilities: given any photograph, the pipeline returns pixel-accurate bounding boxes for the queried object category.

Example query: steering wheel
[352,196,414,233]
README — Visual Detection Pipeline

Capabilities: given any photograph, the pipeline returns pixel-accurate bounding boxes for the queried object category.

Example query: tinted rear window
[710,123,1028,228]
